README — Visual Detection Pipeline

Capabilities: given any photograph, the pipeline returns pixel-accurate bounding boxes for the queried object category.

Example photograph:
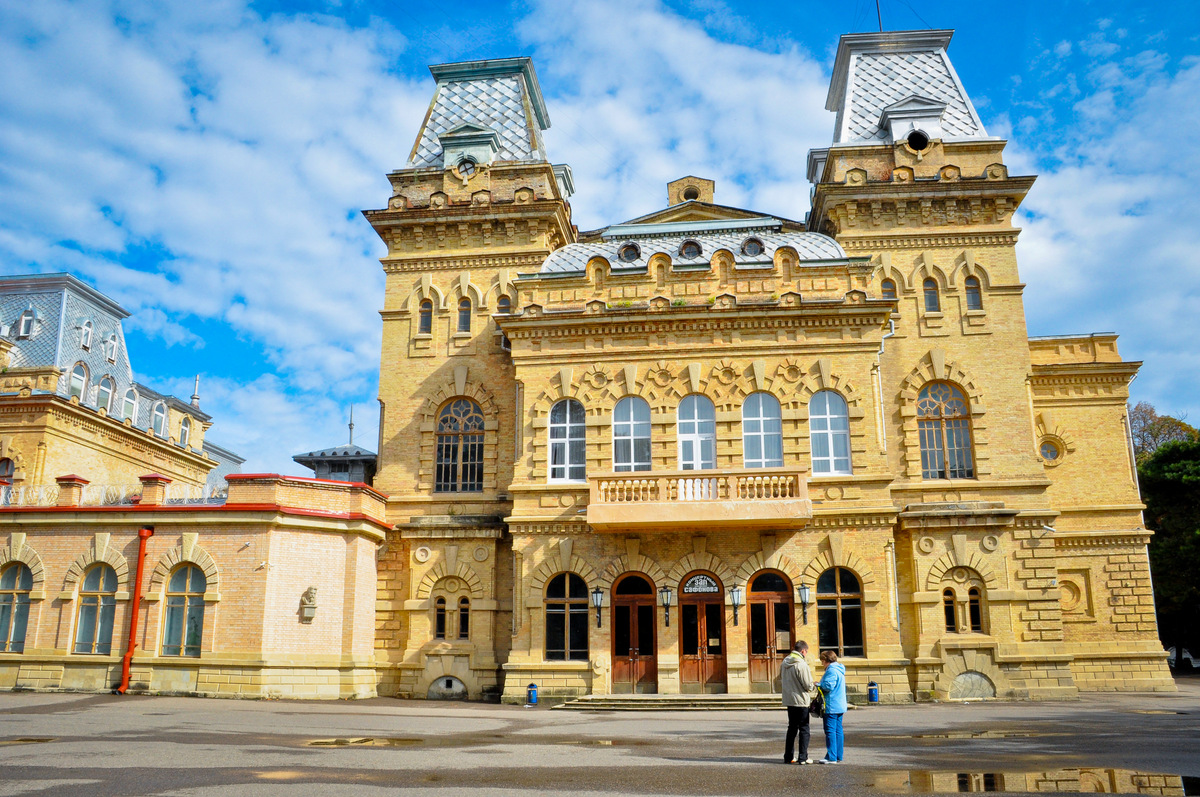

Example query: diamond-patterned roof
[409,73,546,168]
[841,51,984,143]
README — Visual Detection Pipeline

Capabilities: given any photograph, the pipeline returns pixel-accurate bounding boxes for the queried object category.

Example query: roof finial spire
[348,405,354,446]
[191,375,200,407]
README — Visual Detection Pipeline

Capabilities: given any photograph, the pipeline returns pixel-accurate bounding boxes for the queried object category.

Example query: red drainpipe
[117,526,154,695]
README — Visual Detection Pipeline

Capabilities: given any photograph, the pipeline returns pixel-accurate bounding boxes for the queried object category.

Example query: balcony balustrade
[587,467,812,531]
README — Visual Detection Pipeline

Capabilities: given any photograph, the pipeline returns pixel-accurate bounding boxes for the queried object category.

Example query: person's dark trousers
[784,705,810,762]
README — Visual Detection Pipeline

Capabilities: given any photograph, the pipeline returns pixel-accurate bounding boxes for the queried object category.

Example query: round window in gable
[682,186,700,201]
[1039,440,1062,462]
[906,130,930,152]
[617,243,641,263]
[679,240,702,259]
[458,158,477,177]
[741,237,765,257]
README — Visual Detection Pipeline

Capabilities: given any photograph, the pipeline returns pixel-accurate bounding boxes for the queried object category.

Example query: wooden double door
[679,572,726,693]
[612,574,657,694]
[748,571,795,693]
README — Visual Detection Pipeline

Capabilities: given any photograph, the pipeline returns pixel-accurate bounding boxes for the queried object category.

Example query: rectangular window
[918,420,946,479]
[945,419,974,478]
[0,594,30,653]
[162,596,203,656]
[74,596,116,654]
[546,603,567,660]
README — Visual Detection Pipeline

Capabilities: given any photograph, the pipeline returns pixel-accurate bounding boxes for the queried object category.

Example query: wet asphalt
[0,677,1196,796]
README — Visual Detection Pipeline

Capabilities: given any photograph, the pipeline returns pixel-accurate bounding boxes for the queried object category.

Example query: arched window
[917,382,974,479]
[80,320,93,350]
[816,567,863,657]
[74,565,117,655]
[152,402,167,438]
[497,295,511,314]
[96,377,114,414]
[923,278,940,312]
[418,299,433,335]
[742,393,783,468]
[943,589,957,633]
[458,596,470,639]
[678,395,716,470]
[968,587,983,633]
[545,573,589,661]
[435,597,447,639]
[613,396,651,472]
[549,399,586,482]
[69,363,88,400]
[0,458,14,486]
[0,563,32,653]
[122,388,137,422]
[457,298,472,333]
[162,565,205,657]
[965,276,983,311]
[881,279,897,300]
[810,390,852,475]
[180,417,191,449]
[435,399,484,492]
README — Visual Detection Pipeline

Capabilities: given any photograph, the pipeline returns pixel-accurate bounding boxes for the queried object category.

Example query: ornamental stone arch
[908,252,951,290]
[0,436,28,482]
[61,533,130,597]
[599,553,668,592]
[898,349,990,480]
[924,557,1000,593]
[418,367,501,492]
[1035,410,1077,465]
[0,533,46,599]
[147,534,219,599]
[932,648,1008,700]
[950,251,994,289]
[449,271,485,307]
[485,269,517,308]
[666,551,736,591]
[415,562,484,600]
[527,547,602,605]
[735,549,805,590]
[801,549,878,593]
[713,359,783,406]
[871,258,908,293]
[401,272,447,311]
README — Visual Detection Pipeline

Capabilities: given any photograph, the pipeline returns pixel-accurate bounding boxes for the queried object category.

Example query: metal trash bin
[867,681,879,703]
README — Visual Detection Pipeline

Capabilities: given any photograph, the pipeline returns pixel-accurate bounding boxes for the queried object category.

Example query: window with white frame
[548,399,586,481]
[74,564,117,655]
[122,388,137,421]
[613,396,651,472]
[96,378,114,414]
[17,311,34,338]
[162,565,205,657]
[810,390,852,475]
[678,395,716,470]
[105,334,118,362]
[180,416,191,449]
[80,320,93,350]
[152,402,167,438]
[69,363,88,401]
[742,392,783,468]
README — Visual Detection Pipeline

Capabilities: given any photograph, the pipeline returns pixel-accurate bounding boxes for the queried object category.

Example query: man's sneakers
[817,758,839,764]
[798,759,814,765]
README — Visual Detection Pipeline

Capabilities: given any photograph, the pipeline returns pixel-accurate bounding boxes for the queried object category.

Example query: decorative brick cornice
[1055,531,1152,549]
[840,232,1021,250]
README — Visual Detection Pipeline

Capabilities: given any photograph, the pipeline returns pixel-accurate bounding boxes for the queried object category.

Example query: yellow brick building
[367,33,1173,703]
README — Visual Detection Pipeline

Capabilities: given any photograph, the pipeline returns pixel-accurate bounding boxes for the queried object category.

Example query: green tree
[1129,401,1198,463]
[1139,439,1200,669]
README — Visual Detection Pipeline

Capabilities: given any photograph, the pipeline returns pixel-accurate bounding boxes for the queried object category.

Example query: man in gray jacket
[781,640,816,764]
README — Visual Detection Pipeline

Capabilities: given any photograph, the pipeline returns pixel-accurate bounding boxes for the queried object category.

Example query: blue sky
[1,0,1198,473]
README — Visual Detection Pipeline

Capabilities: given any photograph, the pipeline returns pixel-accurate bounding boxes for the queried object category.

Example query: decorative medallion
[981,534,1000,552]
[414,546,431,563]
[1059,579,1083,613]
[917,536,935,554]
[824,486,845,501]
[473,546,489,562]
[952,567,970,583]
[443,577,460,593]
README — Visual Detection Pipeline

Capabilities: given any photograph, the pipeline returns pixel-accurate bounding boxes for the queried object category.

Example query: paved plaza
[0,678,1196,796]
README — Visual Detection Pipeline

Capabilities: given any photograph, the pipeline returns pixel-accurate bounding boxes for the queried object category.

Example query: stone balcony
[586,467,812,532]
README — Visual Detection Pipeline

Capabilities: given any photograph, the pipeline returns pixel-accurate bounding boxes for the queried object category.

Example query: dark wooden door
[612,574,657,694]
[680,598,726,693]
[748,571,794,693]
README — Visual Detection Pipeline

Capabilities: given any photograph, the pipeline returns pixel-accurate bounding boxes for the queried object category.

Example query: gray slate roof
[293,444,377,461]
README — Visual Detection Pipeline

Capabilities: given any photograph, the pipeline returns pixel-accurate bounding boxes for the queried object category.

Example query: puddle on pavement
[875,731,1056,740]
[308,737,423,747]
[0,738,55,746]
[1130,710,1183,715]
[872,768,1199,795]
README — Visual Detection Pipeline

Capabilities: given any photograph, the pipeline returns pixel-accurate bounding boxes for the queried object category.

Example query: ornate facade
[368,33,1173,703]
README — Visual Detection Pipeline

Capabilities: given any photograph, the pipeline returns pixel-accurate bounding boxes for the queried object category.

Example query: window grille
[162,565,205,657]
[545,573,589,661]
[435,399,484,492]
[74,565,117,654]
[917,382,974,479]
[816,567,864,657]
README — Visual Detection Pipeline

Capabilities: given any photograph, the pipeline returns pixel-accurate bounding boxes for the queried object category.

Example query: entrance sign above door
[683,574,720,594]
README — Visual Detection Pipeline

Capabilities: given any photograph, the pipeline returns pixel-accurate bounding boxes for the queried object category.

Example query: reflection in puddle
[308,737,423,747]
[873,769,1197,795]
[876,731,1057,740]
[0,738,55,745]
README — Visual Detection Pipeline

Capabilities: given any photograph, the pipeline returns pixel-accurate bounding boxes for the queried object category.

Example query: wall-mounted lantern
[658,584,674,627]
[591,585,604,628]
[797,583,811,625]
[728,585,744,626]
[299,586,318,623]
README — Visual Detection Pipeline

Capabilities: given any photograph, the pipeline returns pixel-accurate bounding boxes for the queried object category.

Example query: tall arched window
[968,587,983,632]
[74,565,117,654]
[742,392,783,468]
[881,279,897,300]
[435,597,447,639]
[965,276,983,310]
[418,299,433,334]
[152,402,167,438]
[180,417,191,449]
[458,596,470,639]
[105,333,119,362]
[678,395,716,470]
[810,390,852,475]
[545,573,589,661]
[122,388,138,422]
[435,399,484,492]
[80,320,93,349]
[497,295,511,314]
[923,278,940,312]
[96,377,114,414]
[943,589,957,633]
[69,363,88,400]
[816,567,863,657]
[613,396,651,472]
[549,399,586,482]
[162,565,205,657]
[0,563,32,653]
[457,298,472,333]
[917,382,974,479]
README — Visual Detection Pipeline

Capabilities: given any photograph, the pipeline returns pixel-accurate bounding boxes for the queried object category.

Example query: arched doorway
[679,571,726,694]
[612,573,657,694]
[748,570,794,693]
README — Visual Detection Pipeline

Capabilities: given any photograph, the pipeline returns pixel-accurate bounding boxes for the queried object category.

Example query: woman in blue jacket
[817,650,847,763]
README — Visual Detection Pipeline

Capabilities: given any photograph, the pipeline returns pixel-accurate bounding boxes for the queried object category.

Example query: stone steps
[552,694,787,711]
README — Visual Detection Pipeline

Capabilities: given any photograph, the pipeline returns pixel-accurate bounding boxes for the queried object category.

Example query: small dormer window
[17,311,34,338]
[906,130,931,152]
[69,363,88,400]
[617,243,640,263]
[152,402,167,438]
[741,238,765,257]
[458,158,476,177]
[682,187,700,201]
[679,240,702,259]
[180,417,191,449]
[80,320,93,350]
[104,334,118,362]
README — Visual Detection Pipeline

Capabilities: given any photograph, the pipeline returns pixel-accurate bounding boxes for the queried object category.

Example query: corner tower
[365,56,575,700]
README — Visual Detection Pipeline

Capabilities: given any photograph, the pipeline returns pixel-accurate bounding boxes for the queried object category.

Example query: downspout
[875,319,896,454]
[116,526,154,694]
